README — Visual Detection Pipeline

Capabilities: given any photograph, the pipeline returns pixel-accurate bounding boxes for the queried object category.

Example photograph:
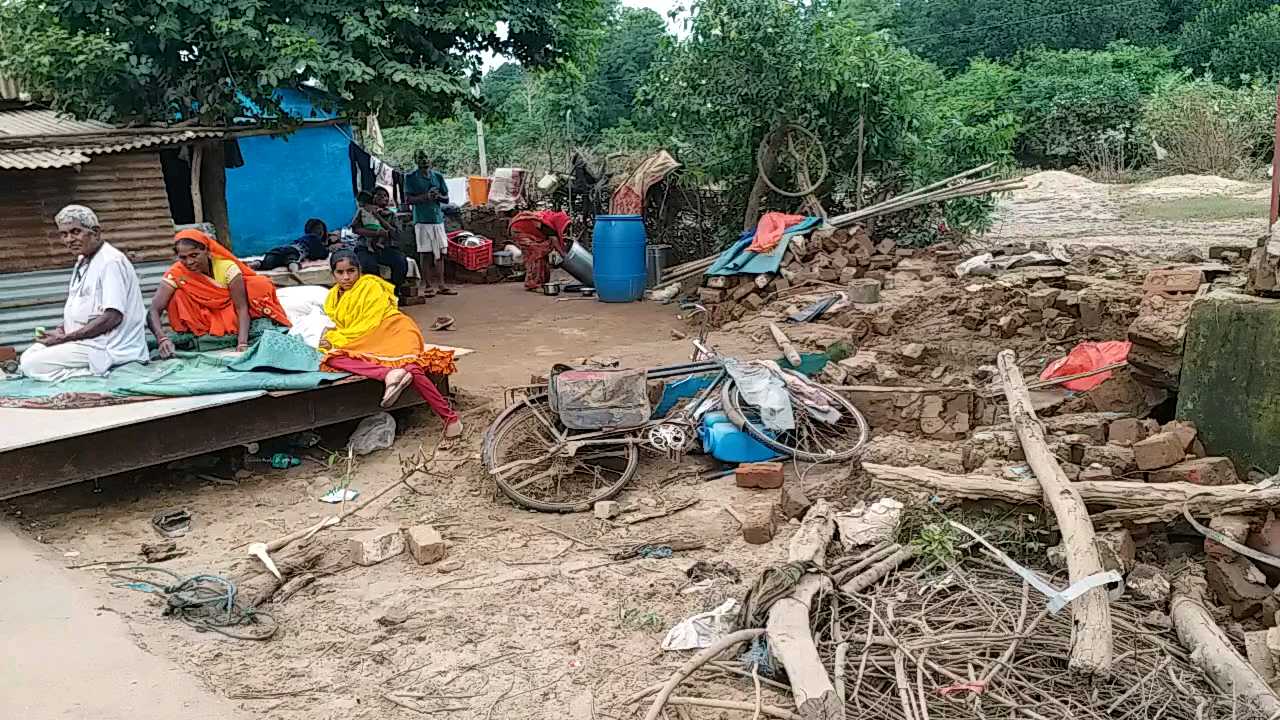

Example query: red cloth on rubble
[747,212,806,254]
[509,210,571,290]
[1039,340,1132,391]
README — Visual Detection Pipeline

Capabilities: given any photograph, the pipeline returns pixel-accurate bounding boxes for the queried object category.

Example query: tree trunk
[190,144,204,224]
[864,463,1280,524]
[744,130,781,231]
[997,349,1113,677]
[199,140,231,248]
[767,500,843,719]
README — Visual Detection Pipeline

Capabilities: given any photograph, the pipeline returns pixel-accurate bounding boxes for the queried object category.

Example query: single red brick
[1133,432,1185,471]
[1107,418,1148,447]
[735,462,785,489]
[742,510,776,545]
[1147,457,1238,486]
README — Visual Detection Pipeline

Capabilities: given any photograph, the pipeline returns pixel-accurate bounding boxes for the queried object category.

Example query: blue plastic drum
[591,215,647,302]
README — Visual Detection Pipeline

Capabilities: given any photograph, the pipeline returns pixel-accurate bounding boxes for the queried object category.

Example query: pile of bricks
[695,225,900,325]
[1125,268,1203,390]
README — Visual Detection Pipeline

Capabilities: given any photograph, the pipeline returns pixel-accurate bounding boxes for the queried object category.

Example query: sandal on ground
[444,419,464,439]
[381,368,413,408]
[430,316,455,331]
[437,287,458,295]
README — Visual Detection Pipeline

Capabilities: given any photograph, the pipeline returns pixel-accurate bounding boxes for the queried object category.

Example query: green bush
[1141,79,1275,175]
[1013,44,1181,168]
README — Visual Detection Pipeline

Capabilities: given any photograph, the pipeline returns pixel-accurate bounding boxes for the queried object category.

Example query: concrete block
[736,462,785,489]
[404,525,447,565]
[594,501,621,519]
[1133,432,1185,470]
[1178,291,1280,475]
[349,526,406,566]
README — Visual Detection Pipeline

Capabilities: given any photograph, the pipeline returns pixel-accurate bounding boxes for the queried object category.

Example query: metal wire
[107,566,278,641]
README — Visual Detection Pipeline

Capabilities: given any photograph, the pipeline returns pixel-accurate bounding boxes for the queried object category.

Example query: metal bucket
[560,240,595,286]
[646,244,671,288]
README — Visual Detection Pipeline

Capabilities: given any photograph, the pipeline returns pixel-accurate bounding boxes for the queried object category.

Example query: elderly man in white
[18,205,150,382]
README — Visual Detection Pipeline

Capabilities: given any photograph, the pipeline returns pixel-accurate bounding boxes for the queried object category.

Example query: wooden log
[862,463,1280,524]
[997,349,1113,677]
[768,575,842,719]
[767,501,843,719]
[769,322,803,369]
[1172,566,1280,718]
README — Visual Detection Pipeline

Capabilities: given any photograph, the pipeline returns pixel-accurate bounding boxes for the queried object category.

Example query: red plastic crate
[446,235,493,271]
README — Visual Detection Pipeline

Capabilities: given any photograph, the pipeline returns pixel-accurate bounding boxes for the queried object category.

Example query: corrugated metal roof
[0,149,91,170]
[0,109,223,170]
[0,261,170,352]
[0,108,113,136]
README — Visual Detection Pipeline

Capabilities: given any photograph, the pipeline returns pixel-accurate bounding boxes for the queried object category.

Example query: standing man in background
[404,151,455,297]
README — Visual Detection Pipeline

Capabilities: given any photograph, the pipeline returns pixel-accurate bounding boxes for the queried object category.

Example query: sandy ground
[985,170,1269,258]
[2,283,809,720]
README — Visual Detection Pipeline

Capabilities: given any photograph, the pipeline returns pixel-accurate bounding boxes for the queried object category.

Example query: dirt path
[985,170,1268,258]
[0,523,252,720]
[2,285,807,720]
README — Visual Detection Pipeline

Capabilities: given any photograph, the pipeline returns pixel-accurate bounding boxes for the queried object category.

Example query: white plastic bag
[724,359,794,431]
[661,598,740,651]
[349,412,396,456]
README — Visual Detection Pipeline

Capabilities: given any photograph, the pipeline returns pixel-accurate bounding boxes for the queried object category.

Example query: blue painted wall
[226,88,354,256]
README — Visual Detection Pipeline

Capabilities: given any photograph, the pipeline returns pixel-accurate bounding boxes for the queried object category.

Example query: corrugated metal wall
[0,152,176,273]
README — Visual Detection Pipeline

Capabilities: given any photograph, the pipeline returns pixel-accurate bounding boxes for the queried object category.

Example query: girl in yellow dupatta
[321,250,461,437]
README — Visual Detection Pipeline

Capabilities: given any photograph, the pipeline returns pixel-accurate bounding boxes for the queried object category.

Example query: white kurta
[19,242,148,382]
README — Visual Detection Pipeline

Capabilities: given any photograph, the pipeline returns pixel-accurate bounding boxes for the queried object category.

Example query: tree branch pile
[813,559,1272,720]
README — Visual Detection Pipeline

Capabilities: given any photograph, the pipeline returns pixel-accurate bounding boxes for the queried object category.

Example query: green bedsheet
[0,330,346,405]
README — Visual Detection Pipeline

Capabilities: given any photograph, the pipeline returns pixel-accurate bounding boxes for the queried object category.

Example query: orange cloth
[747,212,806,254]
[1039,340,1132,391]
[164,229,291,337]
[320,274,455,375]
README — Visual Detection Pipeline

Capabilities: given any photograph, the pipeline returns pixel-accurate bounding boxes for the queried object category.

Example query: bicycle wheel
[720,373,869,463]
[483,395,639,513]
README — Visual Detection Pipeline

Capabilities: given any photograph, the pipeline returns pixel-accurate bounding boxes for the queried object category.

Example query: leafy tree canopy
[0,0,605,124]
[895,0,1171,70]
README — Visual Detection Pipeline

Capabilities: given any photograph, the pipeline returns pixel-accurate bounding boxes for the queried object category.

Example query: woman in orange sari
[147,229,291,357]
[321,250,462,437]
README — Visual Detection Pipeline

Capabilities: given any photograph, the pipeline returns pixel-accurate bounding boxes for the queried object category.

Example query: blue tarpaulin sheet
[705,217,823,277]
